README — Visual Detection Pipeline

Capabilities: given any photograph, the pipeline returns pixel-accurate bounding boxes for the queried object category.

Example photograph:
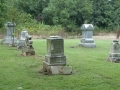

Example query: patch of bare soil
[93,33,116,40]
[93,35,116,40]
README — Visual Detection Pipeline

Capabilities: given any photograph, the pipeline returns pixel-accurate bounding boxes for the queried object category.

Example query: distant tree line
[1,0,120,32]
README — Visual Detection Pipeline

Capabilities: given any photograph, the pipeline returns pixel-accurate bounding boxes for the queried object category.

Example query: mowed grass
[0,38,120,90]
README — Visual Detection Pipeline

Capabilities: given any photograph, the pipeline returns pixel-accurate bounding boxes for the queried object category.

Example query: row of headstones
[1,22,73,75]
[2,22,96,48]
[1,22,119,75]
[1,22,35,56]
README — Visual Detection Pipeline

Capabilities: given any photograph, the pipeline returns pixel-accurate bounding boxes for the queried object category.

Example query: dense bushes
[0,0,120,36]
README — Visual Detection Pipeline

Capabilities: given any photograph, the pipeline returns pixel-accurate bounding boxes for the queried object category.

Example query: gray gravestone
[42,36,72,75]
[22,35,35,56]
[17,30,28,50]
[108,40,120,62]
[79,24,96,48]
[2,22,17,46]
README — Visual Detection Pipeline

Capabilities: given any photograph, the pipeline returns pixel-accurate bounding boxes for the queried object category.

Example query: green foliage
[0,0,7,28]
[6,7,19,22]
[42,0,93,29]
[93,0,120,30]
[1,0,120,33]
[16,21,65,37]
[16,0,50,18]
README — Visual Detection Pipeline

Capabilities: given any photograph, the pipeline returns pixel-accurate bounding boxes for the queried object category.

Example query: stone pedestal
[108,40,120,62]
[17,30,28,50]
[79,24,96,48]
[22,35,35,56]
[2,22,17,46]
[42,36,72,75]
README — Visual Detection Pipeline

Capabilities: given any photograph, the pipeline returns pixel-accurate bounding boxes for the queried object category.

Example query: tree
[111,0,120,28]
[42,0,93,29]
[0,0,7,28]
[16,0,50,21]
[92,0,120,29]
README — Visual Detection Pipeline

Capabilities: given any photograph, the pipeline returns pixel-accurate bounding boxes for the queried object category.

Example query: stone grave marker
[22,35,35,56]
[42,36,72,75]
[108,40,120,62]
[2,22,17,46]
[17,30,28,50]
[79,24,96,48]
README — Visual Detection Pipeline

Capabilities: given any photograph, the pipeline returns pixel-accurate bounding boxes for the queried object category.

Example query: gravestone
[42,36,72,75]
[79,24,96,48]
[17,30,28,50]
[2,22,17,46]
[108,40,120,62]
[22,35,35,56]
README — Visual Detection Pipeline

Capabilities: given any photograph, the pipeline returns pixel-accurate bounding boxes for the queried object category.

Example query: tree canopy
[93,0,120,29]
[1,0,120,31]
[0,0,7,28]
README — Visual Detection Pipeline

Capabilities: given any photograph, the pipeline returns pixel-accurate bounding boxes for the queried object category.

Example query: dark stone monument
[22,35,35,56]
[108,40,120,62]
[2,22,17,46]
[17,30,28,50]
[79,24,96,48]
[42,36,72,75]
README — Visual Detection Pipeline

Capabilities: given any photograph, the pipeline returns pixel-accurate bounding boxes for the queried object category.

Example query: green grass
[0,39,120,90]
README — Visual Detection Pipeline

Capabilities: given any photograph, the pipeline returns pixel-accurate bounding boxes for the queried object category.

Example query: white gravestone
[79,24,96,48]
[17,30,28,50]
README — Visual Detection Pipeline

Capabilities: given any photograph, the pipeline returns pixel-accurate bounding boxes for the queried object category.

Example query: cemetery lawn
[0,38,120,90]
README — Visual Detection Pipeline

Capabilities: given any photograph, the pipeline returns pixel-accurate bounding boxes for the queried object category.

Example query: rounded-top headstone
[20,30,28,40]
[81,24,94,31]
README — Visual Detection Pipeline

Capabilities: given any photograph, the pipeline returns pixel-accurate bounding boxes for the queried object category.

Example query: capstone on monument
[42,36,72,75]
[79,24,96,48]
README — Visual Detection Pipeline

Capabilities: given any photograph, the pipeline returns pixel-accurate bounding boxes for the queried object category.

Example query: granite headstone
[79,24,96,48]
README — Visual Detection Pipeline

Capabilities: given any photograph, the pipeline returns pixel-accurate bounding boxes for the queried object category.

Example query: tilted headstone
[108,40,120,62]
[17,30,28,50]
[42,36,72,75]
[1,22,17,46]
[79,24,96,48]
[22,35,35,56]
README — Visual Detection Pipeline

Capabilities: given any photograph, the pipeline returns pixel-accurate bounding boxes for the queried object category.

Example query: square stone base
[107,53,120,63]
[2,36,17,46]
[79,43,96,48]
[42,61,72,75]
[79,38,96,48]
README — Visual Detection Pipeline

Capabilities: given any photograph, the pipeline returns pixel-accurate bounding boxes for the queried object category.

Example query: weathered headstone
[17,30,28,50]
[22,35,35,56]
[1,22,17,46]
[42,36,72,75]
[108,40,120,62]
[79,24,96,48]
